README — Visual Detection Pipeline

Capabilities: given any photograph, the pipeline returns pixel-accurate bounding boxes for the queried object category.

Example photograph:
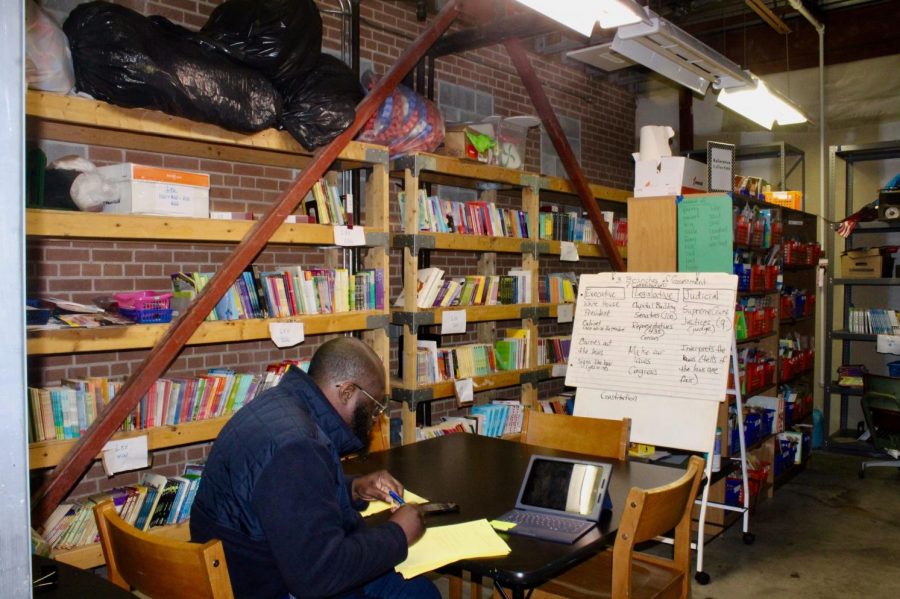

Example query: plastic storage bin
[115,291,173,323]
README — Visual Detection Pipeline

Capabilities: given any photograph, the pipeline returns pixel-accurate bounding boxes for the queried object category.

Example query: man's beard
[351,402,373,452]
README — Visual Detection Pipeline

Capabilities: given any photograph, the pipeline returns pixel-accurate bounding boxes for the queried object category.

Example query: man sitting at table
[191,336,439,598]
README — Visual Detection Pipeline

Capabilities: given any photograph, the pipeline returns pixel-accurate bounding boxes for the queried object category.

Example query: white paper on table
[269,322,305,348]
[876,334,900,355]
[441,309,467,335]
[557,303,574,323]
[101,436,150,476]
[333,225,366,246]
[396,519,511,579]
[560,241,579,262]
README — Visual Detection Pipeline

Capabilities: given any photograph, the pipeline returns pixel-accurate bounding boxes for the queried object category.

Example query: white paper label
[441,309,467,335]
[333,225,366,246]
[269,322,305,348]
[454,378,474,406]
[876,334,900,355]
[551,364,568,377]
[101,436,150,476]
[560,241,580,262]
[557,303,574,323]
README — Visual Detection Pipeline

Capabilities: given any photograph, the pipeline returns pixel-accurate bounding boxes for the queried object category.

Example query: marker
[388,490,405,505]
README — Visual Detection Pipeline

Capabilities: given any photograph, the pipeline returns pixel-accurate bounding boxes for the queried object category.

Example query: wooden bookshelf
[51,520,191,570]
[391,366,554,402]
[30,415,231,470]
[28,310,389,355]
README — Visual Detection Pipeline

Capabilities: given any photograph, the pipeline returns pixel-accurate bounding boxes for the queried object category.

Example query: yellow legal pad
[359,490,429,517]
[396,519,512,579]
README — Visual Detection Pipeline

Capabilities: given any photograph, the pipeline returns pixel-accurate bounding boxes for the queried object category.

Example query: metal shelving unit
[823,140,900,442]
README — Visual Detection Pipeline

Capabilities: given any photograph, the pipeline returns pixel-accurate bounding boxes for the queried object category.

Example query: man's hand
[389,504,426,545]
[351,470,403,503]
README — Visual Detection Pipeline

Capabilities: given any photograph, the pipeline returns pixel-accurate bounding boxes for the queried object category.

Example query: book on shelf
[403,270,532,309]
[399,189,530,238]
[537,336,571,365]
[847,307,899,334]
[539,393,575,416]
[541,272,577,303]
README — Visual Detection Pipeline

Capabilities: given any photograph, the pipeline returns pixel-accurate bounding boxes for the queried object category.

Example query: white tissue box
[98,163,210,218]
[633,157,706,197]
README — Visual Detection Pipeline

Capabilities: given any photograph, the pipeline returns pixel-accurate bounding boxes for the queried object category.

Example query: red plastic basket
[115,291,173,323]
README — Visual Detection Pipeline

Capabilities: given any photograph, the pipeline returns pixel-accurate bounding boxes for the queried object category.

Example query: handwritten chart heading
[565,272,737,403]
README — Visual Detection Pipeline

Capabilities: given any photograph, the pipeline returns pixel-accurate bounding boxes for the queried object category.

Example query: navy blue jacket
[190,367,407,598]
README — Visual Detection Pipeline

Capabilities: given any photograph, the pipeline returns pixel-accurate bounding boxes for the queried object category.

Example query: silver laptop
[497,455,613,544]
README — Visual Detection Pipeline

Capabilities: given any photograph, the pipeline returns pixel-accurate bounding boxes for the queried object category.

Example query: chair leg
[448,575,463,599]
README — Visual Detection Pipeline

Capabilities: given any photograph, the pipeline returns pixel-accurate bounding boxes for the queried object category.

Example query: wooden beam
[504,38,626,272]
[31,0,463,525]
[432,12,559,57]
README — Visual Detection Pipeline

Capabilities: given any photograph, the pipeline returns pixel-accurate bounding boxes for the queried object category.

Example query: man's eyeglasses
[339,382,389,418]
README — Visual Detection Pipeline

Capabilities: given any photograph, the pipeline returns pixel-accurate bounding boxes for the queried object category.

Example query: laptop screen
[517,456,610,519]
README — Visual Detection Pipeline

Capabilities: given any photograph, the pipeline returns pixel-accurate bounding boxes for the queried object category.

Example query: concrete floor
[434,451,900,598]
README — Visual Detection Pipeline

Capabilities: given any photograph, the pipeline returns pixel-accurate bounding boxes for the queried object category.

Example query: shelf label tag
[551,364,568,377]
[334,225,366,246]
[101,435,150,476]
[560,241,579,262]
[557,303,574,323]
[269,321,305,348]
[441,309,467,335]
[454,378,474,406]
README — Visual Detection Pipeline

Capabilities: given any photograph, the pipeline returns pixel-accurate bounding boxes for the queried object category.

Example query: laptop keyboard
[501,510,589,533]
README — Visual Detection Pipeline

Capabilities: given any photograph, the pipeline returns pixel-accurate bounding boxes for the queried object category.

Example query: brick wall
[31,0,634,503]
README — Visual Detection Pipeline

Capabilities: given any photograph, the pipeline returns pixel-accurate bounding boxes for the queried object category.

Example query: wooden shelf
[391,366,553,402]
[30,416,232,470]
[392,232,533,254]
[27,208,354,246]
[390,152,629,202]
[28,310,388,355]
[391,303,556,326]
[26,91,387,169]
[52,520,191,570]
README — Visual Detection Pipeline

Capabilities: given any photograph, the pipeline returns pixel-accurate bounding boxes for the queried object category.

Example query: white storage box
[98,163,210,218]
[634,157,706,197]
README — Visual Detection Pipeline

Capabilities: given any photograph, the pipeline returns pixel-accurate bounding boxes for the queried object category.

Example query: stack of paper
[396,519,511,579]
[359,490,429,518]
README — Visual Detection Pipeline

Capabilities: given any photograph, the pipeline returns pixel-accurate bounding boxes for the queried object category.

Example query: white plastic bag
[26,0,75,93]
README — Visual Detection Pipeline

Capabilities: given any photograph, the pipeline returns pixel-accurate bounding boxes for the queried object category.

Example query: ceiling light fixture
[514,0,648,37]
[717,73,808,129]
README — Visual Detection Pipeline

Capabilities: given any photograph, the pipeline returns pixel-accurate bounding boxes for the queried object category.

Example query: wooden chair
[370,411,391,453]
[455,411,633,599]
[93,500,234,599]
[520,410,632,460]
[509,455,706,599]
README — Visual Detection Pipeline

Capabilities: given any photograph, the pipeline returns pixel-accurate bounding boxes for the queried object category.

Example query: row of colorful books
[171,267,384,321]
[537,336,571,365]
[414,330,531,385]
[42,464,204,551]
[402,190,530,238]
[406,267,533,309]
[847,307,900,335]
[414,400,524,440]
[28,361,308,443]
[537,209,628,247]
[303,178,350,226]
[538,393,575,416]
[540,272,577,304]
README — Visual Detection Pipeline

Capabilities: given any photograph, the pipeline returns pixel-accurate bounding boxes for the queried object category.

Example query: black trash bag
[279,54,364,150]
[201,0,322,87]
[64,1,281,133]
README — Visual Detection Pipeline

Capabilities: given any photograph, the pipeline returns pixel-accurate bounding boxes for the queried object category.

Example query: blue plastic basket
[115,291,173,324]
[889,360,900,378]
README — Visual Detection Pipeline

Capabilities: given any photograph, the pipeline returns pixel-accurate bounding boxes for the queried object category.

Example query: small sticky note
[333,225,366,246]
[560,241,579,262]
[101,435,150,476]
[269,322,305,348]
[551,364,568,377]
[454,378,474,406]
[490,520,517,531]
[441,309,467,335]
[557,303,574,323]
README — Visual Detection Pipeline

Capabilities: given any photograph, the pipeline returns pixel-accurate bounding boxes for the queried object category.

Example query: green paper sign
[677,194,734,273]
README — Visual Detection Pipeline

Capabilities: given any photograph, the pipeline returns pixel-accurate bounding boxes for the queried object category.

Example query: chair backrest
[93,501,234,599]
[370,412,391,452]
[520,410,631,460]
[612,455,705,599]
[862,374,900,451]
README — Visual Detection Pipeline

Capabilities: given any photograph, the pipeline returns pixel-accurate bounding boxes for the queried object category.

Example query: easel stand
[692,334,754,584]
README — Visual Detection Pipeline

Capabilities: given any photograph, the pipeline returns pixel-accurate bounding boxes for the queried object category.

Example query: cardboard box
[633,157,706,197]
[98,163,210,218]
[841,247,886,278]
[440,124,493,163]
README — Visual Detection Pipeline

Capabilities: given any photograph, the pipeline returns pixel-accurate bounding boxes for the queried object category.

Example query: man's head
[308,336,387,450]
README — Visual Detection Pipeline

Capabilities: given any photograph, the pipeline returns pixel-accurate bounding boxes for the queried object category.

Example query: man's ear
[336,381,354,405]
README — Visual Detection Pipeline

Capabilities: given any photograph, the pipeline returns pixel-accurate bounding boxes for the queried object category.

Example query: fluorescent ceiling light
[717,74,808,129]
[515,1,647,37]
[612,9,751,94]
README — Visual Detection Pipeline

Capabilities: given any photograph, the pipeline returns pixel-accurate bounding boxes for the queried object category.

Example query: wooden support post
[31,0,463,524]
[504,38,626,272]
